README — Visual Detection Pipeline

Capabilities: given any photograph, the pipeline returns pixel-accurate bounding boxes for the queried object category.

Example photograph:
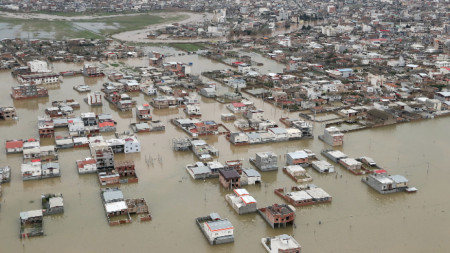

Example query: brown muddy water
[0,53,449,253]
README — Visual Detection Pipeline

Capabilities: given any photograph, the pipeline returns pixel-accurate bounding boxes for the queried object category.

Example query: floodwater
[0,50,450,253]
[72,22,120,33]
[0,23,56,39]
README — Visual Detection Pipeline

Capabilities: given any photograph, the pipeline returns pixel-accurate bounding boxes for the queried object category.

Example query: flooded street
[0,51,449,253]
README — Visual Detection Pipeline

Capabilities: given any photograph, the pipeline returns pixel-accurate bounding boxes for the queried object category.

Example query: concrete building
[27,60,50,73]
[0,106,17,120]
[85,91,103,106]
[196,213,234,245]
[286,150,310,166]
[76,157,97,174]
[311,160,335,173]
[250,152,278,171]
[275,185,332,207]
[283,165,313,183]
[219,168,241,189]
[19,210,44,238]
[21,161,60,181]
[258,204,295,229]
[90,143,114,170]
[41,193,64,215]
[241,168,262,185]
[261,234,301,253]
[362,170,411,194]
[225,188,257,214]
[11,85,48,99]
[320,127,344,146]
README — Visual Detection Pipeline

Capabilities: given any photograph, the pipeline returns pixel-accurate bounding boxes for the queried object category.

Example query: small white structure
[311,160,335,173]
[241,168,262,185]
[261,234,302,253]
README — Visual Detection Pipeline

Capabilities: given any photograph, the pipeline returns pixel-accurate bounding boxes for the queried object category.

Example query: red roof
[99,122,115,127]
[5,140,24,149]
[375,169,387,174]
[232,102,246,107]
[77,159,96,168]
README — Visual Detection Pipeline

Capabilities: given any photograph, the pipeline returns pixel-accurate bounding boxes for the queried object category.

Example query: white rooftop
[105,201,128,213]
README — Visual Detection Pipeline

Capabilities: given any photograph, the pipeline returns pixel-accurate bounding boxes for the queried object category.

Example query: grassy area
[0,16,103,40]
[77,14,178,35]
[169,43,208,52]
[0,13,187,40]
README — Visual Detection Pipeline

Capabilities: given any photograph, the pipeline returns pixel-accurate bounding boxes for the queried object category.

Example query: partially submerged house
[0,166,11,183]
[311,160,335,173]
[5,139,24,153]
[41,193,64,215]
[275,185,332,207]
[98,171,120,186]
[286,150,310,167]
[19,210,44,238]
[125,198,152,222]
[321,149,348,163]
[250,152,278,171]
[258,204,296,228]
[362,170,415,194]
[90,143,114,170]
[219,168,241,189]
[136,104,152,121]
[283,165,313,183]
[0,106,17,120]
[114,160,138,183]
[186,162,213,180]
[190,139,219,161]
[241,168,262,185]
[261,234,302,253]
[101,188,131,225]
[339,157,370,175]
[225,188,257,214]
[319,127,344,146]
[21,160,60,181]
[196,213,234,245]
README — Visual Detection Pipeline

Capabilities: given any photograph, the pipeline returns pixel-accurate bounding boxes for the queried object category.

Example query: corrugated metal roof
[206,219,233,232]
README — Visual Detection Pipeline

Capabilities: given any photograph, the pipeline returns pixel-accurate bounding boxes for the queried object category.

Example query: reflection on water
[72,22,120,33]
[0,47,449,253]
[0,23,56,39]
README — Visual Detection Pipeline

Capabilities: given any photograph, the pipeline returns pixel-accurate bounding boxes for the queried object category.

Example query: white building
[27,60,50,73]
[76,158,97,174]
[225,188,257,214]
[321,127,344,146]
[241,169,261,185]
[311,160,335,173]
[123,136,141,153]
[202,214,234,244]
[261,234,301,253]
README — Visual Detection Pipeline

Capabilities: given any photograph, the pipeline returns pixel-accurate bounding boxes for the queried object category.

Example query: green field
[0,13,187,40]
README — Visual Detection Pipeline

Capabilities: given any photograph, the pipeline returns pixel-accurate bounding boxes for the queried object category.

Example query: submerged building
[362,170,414,194]
[261,234,302,253]
[225,188,257,214]
[196,213,234,245]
